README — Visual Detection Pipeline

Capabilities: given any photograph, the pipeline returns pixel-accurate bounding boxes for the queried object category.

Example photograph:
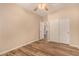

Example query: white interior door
[59,17,70,44]
[48,17,70,44]
[49,19,60,42]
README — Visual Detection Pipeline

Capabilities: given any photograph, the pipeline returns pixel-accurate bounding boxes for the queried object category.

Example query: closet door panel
[49,19,59,42]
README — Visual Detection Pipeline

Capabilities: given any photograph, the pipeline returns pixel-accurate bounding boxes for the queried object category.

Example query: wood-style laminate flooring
[1,40,79,56]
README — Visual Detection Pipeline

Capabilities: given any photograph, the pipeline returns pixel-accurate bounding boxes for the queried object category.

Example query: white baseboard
[0,39,39,55]
[48,40,79,49]
[70,44,79,49]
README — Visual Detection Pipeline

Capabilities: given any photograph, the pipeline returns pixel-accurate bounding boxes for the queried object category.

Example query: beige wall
[48,6,79,48]
[0,4,41,54]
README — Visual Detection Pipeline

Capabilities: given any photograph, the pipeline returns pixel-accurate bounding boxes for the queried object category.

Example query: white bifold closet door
[49,19,60,43]
[48,17,70,44]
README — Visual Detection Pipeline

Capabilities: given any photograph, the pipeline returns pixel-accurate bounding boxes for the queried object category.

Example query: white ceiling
[16,3,79,16]
[16,3,48,16]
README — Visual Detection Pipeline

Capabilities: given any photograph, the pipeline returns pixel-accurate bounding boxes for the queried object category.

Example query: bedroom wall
[0,4,41,54]
[48,6,79,48]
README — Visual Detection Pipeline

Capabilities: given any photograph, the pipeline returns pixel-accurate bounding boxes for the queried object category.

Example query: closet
[48,17,70,44]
